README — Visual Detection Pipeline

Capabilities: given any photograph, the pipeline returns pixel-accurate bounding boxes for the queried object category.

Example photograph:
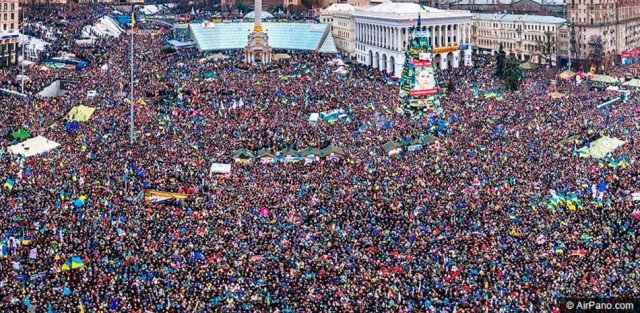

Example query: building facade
[450,0,566,17]
[283,0,302,8]
[567,0,640,68]
[319,3,358,57]
[472,13,567,65]
[353,2,473,76]
[1,0,19,68]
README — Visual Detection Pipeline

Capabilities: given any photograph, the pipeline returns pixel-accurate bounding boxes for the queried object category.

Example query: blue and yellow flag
[4,178,14,190]
[131,4,136,28]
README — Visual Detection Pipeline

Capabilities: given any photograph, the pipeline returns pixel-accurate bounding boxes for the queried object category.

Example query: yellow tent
[623,79,640,88]
[588,136,625,159]
[273,53,291,61]
[592,75,618,85]
[65,105,96,122]
[519,61,539,70]
[559,70,575,79]
[549,91,564,99]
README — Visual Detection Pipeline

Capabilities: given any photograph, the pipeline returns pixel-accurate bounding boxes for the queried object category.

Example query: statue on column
[244,0,272,65]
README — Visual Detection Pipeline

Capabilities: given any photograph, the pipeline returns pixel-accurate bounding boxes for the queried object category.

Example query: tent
[273,53,291,61]
[65,105,95,122]
[549,91,564,99]
[299,147,321,159]
[320,145,346,159]
[587,136,625,159]
[309,113,319,125]
[559,70,576,79]
[279,148,300,162]
[256,149,276,164]
[383,141,403,155]
[209,163,231,175]
[519,61,539,70]
[232,149,254,161]
[8,129,31,142]
[592,75,618,85]
[7,136,60,157]
[623,79,640,88]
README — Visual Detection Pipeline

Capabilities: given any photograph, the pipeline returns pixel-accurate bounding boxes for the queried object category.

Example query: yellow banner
[432,46,459,54]
[144,190,188,203]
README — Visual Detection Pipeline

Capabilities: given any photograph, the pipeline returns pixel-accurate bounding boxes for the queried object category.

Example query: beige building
[1,0,19,68]
[283,0,302,7]
[472,13,567,66]
[319,3,359,57]
[567,0,640,68]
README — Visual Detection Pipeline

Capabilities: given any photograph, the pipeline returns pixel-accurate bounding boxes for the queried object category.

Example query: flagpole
[129,16,134,144]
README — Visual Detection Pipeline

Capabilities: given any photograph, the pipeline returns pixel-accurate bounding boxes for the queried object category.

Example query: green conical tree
[494,43,506,79]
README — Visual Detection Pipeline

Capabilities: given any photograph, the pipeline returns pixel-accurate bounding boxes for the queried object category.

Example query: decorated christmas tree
[398,14,441,116]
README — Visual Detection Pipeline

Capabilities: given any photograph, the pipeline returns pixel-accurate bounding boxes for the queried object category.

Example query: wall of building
[1,0,19,68]
[472,14,566,66]
[566,0,640,67]
[332,13,356,57]
[354,16,473,76]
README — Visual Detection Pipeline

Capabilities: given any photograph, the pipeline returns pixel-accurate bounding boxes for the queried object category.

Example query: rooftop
[457,0,565,5]
[243,11,275,19]
[190,22,337,53]
[323,3,359,12]
[352,3,472,19]
[474,13,566,23]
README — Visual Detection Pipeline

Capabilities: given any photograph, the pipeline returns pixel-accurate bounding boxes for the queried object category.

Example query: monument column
[244,0,271,64]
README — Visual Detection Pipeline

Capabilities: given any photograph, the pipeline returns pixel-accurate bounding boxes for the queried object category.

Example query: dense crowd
[0,5,639,312]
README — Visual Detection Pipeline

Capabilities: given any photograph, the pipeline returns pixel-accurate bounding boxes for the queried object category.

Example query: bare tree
[588,35,604,70]
[533,31,556,65]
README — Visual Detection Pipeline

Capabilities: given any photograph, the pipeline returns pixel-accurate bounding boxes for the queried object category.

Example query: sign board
[210,163,231,175]
[412,31,429,38]
[432,46,459,54]
[60,79,80,91]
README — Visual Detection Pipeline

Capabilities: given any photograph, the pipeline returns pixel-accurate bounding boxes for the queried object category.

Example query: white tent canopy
[210,163,231,175]
[588,136,626,159]
[7,136,60,157]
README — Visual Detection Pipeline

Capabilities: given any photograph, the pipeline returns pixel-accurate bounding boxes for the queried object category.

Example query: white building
[352,3,473,76]
[472,13,567,65]
[319,3,359,57]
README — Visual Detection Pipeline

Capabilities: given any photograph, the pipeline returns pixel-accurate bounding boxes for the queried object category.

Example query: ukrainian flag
[554,246,564,254]
[619,155,629,168]
[71,256,85,269]
[484,90,498,98]
[577,147,590,158]
[131,4,136,28]
[61,260,72,271]
[507,212,517,220]
[4,178,14,190]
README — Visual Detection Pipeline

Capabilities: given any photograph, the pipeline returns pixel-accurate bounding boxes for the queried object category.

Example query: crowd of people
[0,4,639,312]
